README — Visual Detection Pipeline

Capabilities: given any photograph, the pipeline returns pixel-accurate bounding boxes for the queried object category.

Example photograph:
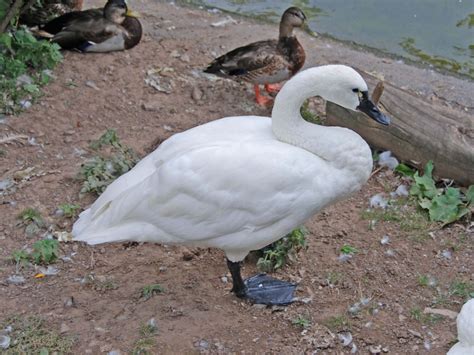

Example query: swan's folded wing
[74,139,322,246]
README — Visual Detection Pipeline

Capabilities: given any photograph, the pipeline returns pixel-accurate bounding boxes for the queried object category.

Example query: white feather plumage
[73,65,374,262]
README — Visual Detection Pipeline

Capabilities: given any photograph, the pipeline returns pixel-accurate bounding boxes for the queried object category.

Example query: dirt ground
[1,1,473,354]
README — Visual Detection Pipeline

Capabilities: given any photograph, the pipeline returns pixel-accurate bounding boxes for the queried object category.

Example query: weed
[292,315,311,329]
[300,99,321,124]
[326,271,343,286]
[418,275,429,287]
[31,239,58,265]
[57,203,80,218]
[18,207,43,225]
[340,245,358,255]
[449,280,474,300]
[323,315,351,331]
[410,307,444,324]
[0,29,62,114]
[12,249,30,267]
[410,161,473,225]
[1,315,73,354]
[257,227,307,272]
[141,284,164,300]
[132,321,157,355]
[79,129,139,195]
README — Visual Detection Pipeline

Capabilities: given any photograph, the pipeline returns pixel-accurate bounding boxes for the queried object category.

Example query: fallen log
[325,72,474,186]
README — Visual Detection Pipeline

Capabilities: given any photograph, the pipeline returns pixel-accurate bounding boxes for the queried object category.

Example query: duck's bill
[357,96,390,125]
[126,9,140,17]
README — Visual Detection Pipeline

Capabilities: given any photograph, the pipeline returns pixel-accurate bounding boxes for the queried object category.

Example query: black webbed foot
[242,273,296,305]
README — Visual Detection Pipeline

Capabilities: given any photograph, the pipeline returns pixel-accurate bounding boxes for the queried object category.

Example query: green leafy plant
[57,203,80,218]
[18,207,45,236]
[257,227,307,272]
[79,129,139,195]
[394,163,416,177]
[410,161,473,225]
[0,28,62,114]
[340,244,358,255]
[141,284,164,300]
[12,249,30,266]
[31,239,59,265]
[292,315,311,328]
[449,280,474,300]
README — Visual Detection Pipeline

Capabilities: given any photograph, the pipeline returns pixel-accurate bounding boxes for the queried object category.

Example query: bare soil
[1,1,473,354]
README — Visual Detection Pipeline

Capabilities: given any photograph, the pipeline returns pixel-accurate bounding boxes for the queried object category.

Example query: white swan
[73,65,390,304]
[448,299,474,355]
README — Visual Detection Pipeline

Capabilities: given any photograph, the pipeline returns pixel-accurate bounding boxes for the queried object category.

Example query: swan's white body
[73,65,373,262]
[448,299,474,355]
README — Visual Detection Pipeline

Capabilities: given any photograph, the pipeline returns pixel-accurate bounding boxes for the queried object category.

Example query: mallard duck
[73,65,390,305]
[37,0,142,52]
[205,7,306,106]
[20,0,83,27]
[448,299,474,355]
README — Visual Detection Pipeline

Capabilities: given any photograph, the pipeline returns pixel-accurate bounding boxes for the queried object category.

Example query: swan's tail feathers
[72,221,166,246]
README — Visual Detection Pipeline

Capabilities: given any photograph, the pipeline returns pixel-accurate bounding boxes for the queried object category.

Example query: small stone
[182,249,194,261]
[60,323,70,334]
[141,102,161,112]
[191,86,203,101]
[0,335,10,349]
[85,81,100,90]
[221,276,228,283]
[108,351,121,355]
[64,296,75,308]
[195,339,209,350]
[7,275,25,285]
[369,345,382,354]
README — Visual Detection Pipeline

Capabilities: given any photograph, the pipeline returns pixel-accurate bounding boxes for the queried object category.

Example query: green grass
[18,207,43,225]
[323,315,351,331]
[0,29,62,114]
[292,315,311,329]
[11,239,58,266]
[1,316,73,354]
[340,245,358,255]
[57,203,80,218]
[78,129,139,196]
[410,307,444,324]
[141,284,164,300]
[256,227,307,272]
[326,271,343,286]
[418,275,429,287]
[131,321,157,355]
[300,99,322,124]
[449,280,474,300]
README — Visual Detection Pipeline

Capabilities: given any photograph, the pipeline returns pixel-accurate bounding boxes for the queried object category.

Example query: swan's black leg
[226,258,297,305]
[226,259,246,298]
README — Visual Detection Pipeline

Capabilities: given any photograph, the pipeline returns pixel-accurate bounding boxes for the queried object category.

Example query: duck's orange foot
[255,95,274,107]
[254,84,274,107]
[264,83,283,94]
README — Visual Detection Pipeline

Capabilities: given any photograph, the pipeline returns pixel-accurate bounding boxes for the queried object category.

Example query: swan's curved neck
[271,67,372,183]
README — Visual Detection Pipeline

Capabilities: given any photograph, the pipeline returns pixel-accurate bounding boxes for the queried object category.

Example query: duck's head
[319,66,390,125]
[104,0,139,24]
[281,7,306,30]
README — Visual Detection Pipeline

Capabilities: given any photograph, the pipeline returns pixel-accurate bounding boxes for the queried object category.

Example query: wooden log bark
[325,72,474,186]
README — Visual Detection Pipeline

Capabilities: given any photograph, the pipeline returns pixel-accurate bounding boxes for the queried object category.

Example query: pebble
[7,275,25,285]
[0,335,10,349]
[85,81,100,90]
[191,86,203,101]
[369,345,382,354]
[60,323,70,334]
[141,102,161,112]
[221,276,228,283]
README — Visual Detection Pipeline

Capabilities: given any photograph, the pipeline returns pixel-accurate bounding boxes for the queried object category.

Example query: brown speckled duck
[205,7,306,106]
[37,0,142,53]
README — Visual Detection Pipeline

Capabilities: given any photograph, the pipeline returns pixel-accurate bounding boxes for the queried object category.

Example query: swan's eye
[352,88,359,93]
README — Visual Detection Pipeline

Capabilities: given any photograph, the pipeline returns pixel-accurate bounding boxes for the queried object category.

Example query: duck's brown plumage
[38,0,142,52]
[205,7,306,86]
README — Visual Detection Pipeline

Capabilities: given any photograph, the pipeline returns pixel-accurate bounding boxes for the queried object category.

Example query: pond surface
[190,0,474,78]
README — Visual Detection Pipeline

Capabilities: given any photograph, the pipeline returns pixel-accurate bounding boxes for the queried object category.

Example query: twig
[0,0,23,33]
[369,166,384,179]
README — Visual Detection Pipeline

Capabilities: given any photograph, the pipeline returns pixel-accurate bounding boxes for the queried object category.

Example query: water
[191,0,474,78]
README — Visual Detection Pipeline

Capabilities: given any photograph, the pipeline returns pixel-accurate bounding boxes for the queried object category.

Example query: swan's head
[281,7,306,28]
[317,66,390,125]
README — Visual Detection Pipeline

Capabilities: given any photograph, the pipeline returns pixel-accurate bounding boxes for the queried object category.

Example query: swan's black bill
[357,92,390,125]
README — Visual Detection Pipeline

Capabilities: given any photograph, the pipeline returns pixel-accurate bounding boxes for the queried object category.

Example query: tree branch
[0,0,23,34]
